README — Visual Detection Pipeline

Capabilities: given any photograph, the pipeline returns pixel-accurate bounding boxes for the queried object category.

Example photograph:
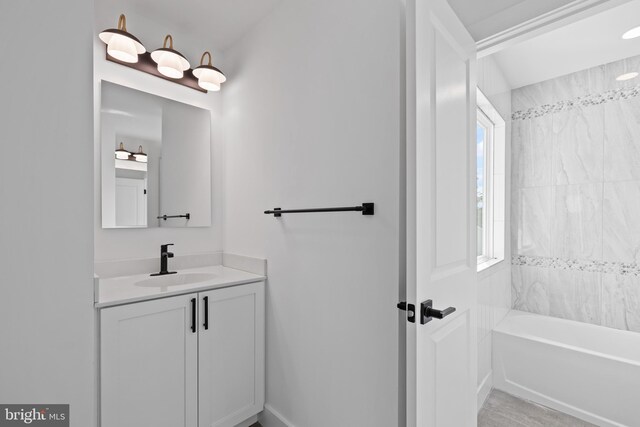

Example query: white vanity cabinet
[100,282,265,427]
[198,284,265,427]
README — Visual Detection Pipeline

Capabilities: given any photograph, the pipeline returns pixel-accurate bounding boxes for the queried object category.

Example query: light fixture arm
[200,51,213,67]
[117,14,127,32]
[163,35,174,50]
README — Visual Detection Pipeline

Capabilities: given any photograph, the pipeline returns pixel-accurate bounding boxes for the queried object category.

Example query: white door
[198,283,265,427]
[115,176,147,227]
[405,0,477,426]
[100,294,198,427]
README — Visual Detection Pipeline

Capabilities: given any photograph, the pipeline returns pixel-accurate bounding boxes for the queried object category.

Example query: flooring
[478,390,597,427]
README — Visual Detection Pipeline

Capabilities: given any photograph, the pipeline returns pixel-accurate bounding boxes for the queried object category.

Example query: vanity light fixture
[133,145,148,163]
[99,14,146,63]
[100,21,223,92]
[151,35,190,79]
[192,51,226,92]
[622,26,640,40]
[616,72,639,81]
[115,142,131,160]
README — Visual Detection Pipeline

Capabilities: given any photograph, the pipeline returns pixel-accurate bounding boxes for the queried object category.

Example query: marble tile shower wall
[511,55,640,333]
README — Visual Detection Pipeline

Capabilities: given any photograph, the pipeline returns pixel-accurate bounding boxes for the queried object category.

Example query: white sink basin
[135,273,217,288]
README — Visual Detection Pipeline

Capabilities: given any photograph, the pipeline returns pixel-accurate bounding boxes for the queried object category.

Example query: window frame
[476,106,495,266]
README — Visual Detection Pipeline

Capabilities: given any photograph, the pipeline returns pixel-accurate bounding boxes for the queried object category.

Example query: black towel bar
[157,213,191,221]
[264,203,374,217]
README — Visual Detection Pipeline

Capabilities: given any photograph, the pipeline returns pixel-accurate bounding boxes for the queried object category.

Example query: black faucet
[151,244,177,276]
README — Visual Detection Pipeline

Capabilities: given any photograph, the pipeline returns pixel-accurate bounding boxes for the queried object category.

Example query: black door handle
[397,301,416,323]
[190,298,197,333]
[420,300,456,325]
[203,296,209,330]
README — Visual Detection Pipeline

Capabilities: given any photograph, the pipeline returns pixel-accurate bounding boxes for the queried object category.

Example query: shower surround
[511,54,640,332]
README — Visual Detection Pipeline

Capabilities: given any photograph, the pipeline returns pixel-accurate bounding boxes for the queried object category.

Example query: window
[476,88,506,271]
[477,108,493,263]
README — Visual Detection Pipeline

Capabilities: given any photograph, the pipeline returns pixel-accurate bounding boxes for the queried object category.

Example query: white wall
[160,100,211,227]
[93,24,225,261]
[475,55,513,409]
[222,0,403,425]
[0,1,96,426]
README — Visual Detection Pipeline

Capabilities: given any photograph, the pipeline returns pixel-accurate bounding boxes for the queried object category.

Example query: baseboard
[235,414,259,427]
[258,404,295,427]
[477,370,492,411]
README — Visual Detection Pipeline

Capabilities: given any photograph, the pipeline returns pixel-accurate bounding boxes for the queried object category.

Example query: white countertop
[95,265,266,308]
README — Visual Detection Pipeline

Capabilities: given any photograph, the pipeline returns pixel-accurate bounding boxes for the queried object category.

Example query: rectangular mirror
[100,81,211,228]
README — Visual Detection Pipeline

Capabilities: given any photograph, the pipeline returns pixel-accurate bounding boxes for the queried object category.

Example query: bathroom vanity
[96,265,265,427]
[95,75,266,427]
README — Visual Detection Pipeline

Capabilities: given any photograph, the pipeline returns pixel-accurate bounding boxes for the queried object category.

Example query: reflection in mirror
[100,81,211,228]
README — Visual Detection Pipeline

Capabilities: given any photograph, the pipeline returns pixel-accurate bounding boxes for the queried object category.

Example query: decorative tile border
[511,84,640,121]
[512,255,640,276]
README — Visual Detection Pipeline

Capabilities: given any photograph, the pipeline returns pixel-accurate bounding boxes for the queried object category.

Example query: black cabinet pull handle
[203,296,209,330]
[190,298,197,333]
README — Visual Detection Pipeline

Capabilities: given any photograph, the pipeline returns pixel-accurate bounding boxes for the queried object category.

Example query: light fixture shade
[193,52,226,91]
[617,72,639,81]
[151,35,190,79]
[99,14,145,64]
[115,142,131,160]
[133,145,148,163]
[197,79,221,92]
[623,26,640,40]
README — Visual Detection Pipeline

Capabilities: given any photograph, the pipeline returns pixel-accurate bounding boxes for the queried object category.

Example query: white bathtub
[493,310,640,427]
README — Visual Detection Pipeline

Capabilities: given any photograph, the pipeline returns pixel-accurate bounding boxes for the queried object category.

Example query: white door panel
[434,31,470,269]
[405,0,477,426]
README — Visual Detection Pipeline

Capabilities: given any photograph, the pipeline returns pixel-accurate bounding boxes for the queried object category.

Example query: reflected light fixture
[622,26,640,40]
[192,51,226,91]
[99,14,146,63]
[151,35,190,79]
[115,142,131,160]
[616,72,639,81]
[133,145,148,163]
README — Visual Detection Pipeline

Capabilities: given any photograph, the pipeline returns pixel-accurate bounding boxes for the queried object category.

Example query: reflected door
[115,177,147,227]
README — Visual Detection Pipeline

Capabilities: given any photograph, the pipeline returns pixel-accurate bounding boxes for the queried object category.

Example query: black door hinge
[397,301,415,323]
